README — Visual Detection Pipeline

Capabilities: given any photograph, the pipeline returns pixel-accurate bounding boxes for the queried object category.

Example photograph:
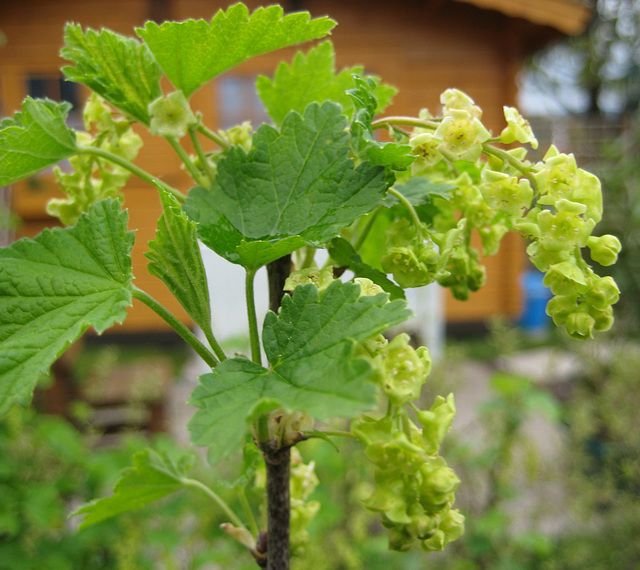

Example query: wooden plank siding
[0,0,589,331]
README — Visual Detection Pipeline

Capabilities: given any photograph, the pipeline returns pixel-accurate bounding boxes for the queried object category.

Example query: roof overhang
[452,0,592,36]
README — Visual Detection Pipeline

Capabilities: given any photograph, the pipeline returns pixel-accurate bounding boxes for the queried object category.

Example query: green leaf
[137,4,335,98]
[61,23,163,124]
[71,448,194,528]
[0,98,77,186]
[348,75,414,171]
[256,41,396,126]
[188,280,412,463]
[327,237,405,300]
[183,190,306,270]
[145,188,212,335]
[184,102,389,270]
[0,199,134,416]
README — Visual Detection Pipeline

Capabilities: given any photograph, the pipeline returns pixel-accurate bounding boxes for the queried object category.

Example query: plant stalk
[132,287,218,368]
[260,255,294,570]
[182,477,247,530]
[246,268,262,366]
[188,127,216,184]
[166,136,209,187]
[77,145,187,202]
[264,446,291,570]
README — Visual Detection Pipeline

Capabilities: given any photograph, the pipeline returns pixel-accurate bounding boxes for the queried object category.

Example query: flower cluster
[289,448,321,553]
[383,89,619,335]
[349,324,464,552]
[519,146,621,338]
[351,395,464,552]
[47,94,142,225]
[380,218,439,288]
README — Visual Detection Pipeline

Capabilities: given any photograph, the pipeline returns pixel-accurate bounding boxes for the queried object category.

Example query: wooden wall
[0,0,193,332]
[1,0,542,331]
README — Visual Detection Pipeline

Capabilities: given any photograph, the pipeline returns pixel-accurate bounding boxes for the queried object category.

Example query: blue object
[518,270,552,333]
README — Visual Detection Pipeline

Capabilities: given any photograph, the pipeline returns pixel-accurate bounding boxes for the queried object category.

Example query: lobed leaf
[61,23,163,124]
[146,188,213,335]
[0,98,77,186]
[188,280,412,463]
[183,189,306,270]
[71,448,194,528]
[137,4,335,98]
[256,41,396,126]
[0,199,134,416]
[184,102,389,269]
[348,75,414,171]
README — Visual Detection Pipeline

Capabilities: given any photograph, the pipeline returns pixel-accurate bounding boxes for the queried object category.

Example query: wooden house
[0,0,591,333]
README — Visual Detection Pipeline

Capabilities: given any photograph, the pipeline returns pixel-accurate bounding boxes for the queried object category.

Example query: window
[27,74,82,128]
[217,75,270,129]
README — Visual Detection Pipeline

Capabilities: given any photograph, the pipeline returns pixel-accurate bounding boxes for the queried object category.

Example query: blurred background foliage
[3,322,639,569]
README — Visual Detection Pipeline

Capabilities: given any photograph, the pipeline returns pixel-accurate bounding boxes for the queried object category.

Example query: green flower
[417,394,456,453]
[284,266,335,293]
[480,169,533,218]
[409,132,444,172]
[500,106,538,148]
[573,169,603,223]
[149,90,197,138]
[526,241,570,272]
[536,200,595,251]
[543,260,589,296]
[379,334,432,406]
[439,508,465,543]
[435,109,492,162]
[354,277,385,297]
[381,246,437,288]
[534,149,578,204]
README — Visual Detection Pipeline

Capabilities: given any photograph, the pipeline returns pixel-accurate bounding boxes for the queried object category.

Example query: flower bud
[440,88,482,119]
[587,234,621,266]
[440,508,465,542]
[421,529,446,551]
[585,276,620,310]
[388,525,415,552]
[422,465,460,497]
[565,311,595,339]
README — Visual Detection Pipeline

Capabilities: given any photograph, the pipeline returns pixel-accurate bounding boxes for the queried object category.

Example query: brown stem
[267,255,292,313]
[264,446,291,570]
[260,255,293,570]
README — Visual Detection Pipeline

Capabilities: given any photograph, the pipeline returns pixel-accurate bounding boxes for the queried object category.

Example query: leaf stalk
[245,269,262,366]
[77,145,187,202]
[132,286,218,368]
